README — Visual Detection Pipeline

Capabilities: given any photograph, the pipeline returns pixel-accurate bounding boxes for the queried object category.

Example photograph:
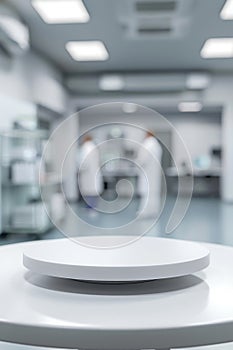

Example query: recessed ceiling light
[186,74,210,90]
[122,103,138,114]
[66,41,109,61]
[221,0,233,20]
[201,38,233,58]
[178,102,203,113]
[99,75,124,91]
[31,0,90,24]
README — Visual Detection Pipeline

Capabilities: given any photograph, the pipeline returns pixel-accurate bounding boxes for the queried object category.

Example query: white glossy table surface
[23,236,210,282]
[1,238,233,349]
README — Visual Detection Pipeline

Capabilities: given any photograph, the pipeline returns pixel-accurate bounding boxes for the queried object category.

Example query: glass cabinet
[0,130,64,234]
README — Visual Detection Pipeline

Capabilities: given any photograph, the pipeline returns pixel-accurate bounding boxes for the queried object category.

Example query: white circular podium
[23,236,210,282]
[2,239,233,349]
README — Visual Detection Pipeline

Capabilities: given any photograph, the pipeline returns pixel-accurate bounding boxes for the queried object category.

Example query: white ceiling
[6,0,233,74]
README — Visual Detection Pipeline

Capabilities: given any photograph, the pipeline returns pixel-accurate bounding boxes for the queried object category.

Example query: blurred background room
[0,0,232,248]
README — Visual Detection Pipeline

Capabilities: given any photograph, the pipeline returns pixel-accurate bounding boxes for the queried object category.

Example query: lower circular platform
[23,236,210,282]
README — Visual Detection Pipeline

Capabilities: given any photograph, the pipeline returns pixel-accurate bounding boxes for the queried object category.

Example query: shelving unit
[0,130,64,235]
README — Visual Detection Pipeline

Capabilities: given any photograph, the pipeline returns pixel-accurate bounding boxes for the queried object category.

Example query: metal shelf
[0,130,63,235]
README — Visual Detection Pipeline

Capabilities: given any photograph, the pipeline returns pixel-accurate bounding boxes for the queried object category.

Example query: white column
[221,102,233,202]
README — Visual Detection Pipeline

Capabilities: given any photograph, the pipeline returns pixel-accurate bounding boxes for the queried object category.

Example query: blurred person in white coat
[78,135,103,212]
[137,131,162,218]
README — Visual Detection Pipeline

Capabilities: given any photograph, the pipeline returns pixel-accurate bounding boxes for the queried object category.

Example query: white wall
[51,114,79,201]
[0,48,78,199]
[203,75,233,202]
[0,94,36,130]
[171,117,221,166]
[0,50,67,113]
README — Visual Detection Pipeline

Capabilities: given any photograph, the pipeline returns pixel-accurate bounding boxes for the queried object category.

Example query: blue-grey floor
[1,196,232,247]
[1,196,233,350]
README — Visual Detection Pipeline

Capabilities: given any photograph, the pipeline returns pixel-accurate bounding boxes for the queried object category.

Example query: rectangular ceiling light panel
[31,0,90,23]
[221,0,233,20]
[178,102,203,113]
[99,75,124,91]
[201,38,233,58]
[66,41,109,61]
[186,74,210,89]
